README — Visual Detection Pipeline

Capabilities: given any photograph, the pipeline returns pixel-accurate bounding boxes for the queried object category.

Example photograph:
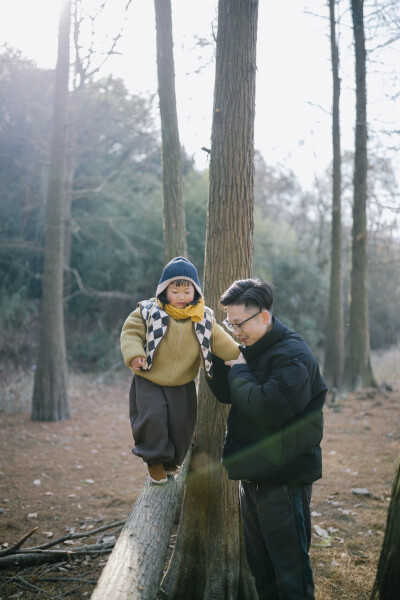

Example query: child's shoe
[147,464,168,484]
[163,463,180,476]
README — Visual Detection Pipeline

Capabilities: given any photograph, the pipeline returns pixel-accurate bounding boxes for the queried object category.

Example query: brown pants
[128,376,197,466]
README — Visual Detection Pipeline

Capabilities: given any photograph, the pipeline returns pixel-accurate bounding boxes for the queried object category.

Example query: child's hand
[131,356,146,370]
[225,353,247,368]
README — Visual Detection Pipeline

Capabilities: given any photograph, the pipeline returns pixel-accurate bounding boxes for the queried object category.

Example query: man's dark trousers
[239,481,314,600]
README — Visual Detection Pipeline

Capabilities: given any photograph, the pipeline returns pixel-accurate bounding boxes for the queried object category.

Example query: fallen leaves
[42,531,53,538]
[351,487,371,496]
[314,524,330,538]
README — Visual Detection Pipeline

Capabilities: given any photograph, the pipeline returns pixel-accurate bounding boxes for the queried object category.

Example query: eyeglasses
[223,309,262,333]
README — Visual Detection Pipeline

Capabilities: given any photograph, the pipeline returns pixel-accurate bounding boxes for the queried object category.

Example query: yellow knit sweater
[120,304,240,386]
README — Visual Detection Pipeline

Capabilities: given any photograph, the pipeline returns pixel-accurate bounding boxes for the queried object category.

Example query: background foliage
[0,48,399,372]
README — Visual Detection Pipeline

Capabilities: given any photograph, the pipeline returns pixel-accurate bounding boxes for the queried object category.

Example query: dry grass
[0,367,34,415]
[311,357,400,599]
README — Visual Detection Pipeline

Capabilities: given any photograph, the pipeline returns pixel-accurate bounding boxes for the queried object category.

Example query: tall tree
[154,0,187,261]
[160,1,259,599]
[31,0,71,421]
[324,0,344,389]
[371,456,400,599]
[344,0,376,391]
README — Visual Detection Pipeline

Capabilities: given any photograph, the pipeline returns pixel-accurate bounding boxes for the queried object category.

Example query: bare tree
[154,0,187,261]
[64,0,134,297]
[31,0,71,421]
[160,1,259,599]
[324,0,344,390]
[344,0,376,391]
[371,456,400,599]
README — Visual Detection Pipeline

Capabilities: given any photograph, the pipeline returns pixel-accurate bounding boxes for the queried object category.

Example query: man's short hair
[219,278,275,312]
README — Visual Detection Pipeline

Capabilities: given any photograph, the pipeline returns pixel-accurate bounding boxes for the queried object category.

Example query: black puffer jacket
[208,317,327,484]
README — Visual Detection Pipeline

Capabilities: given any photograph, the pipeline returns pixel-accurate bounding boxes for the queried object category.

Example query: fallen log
[91,451,190,600]
[0,542,114,568]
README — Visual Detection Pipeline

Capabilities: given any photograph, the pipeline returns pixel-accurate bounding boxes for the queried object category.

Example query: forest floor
[0,347,399,600]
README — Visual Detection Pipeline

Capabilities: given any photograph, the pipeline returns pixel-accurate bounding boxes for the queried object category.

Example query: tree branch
[65,266,133,300]
[0,543,114,569]
[0,527,38,558]
[24,519,125,552]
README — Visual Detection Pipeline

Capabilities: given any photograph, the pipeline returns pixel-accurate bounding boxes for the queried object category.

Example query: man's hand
[131,356,146,370]
[225,353,247,368]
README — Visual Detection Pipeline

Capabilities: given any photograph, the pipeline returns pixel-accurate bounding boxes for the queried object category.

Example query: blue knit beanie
[156,257,202,298]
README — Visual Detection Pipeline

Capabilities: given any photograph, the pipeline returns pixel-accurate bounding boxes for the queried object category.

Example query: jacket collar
[240,317,287,360]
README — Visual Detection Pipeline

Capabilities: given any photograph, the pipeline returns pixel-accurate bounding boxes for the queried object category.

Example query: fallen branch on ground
[0,542,114,568]
[0,520,125,568]
[9,574,64,599]
[0,561,99,599]
[0,527,38,557]
[36,576,98,583]
[23,519,125,552]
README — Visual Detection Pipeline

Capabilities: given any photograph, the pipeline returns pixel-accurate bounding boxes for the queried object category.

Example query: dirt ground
[0,350,399,600]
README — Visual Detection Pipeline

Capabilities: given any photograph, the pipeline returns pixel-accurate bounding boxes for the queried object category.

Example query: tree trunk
[90,450,191,600]
[371,456,400,599]
[154,0,187,262]
[344,0,376,391]
[31,0,71,421]
[324,0,344,390]
[159,2,259,599]
[63,132,76,299]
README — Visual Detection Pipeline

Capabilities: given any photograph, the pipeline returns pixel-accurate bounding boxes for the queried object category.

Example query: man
[208,278,326,600]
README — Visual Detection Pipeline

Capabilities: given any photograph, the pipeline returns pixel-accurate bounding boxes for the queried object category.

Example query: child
[120,256,239,484]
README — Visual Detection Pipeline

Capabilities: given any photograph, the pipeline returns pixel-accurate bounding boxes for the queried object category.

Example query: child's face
[166,282,195,308]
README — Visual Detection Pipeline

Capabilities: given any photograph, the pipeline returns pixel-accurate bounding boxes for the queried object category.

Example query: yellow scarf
[160,297,205,323]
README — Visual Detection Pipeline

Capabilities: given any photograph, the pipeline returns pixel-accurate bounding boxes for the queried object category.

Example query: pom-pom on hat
[156,257,202,298]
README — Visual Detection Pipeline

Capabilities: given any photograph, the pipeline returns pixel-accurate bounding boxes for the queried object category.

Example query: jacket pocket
[222,431,283,481]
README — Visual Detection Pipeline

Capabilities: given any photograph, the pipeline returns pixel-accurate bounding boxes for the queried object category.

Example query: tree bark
[344,0,376,391]
[324,0,344,390]
[159,2,259,599]
[371,456,400,599]
[154,0,187,262]
[90,451,190,600]
[63,132,76,299]
[31,0,71,421]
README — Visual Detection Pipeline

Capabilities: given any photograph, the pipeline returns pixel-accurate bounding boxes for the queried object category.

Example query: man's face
[225,304,271,346]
